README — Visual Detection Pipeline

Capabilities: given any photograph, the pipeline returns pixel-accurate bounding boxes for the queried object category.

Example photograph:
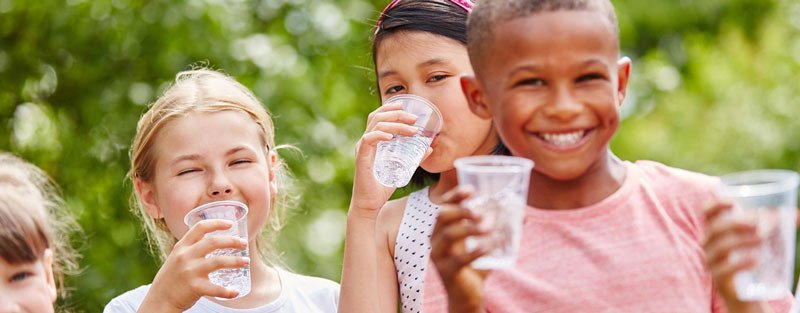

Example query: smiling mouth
[535,129,592,147]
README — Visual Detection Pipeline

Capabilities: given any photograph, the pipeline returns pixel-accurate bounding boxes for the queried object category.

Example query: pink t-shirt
[422,161,792,312]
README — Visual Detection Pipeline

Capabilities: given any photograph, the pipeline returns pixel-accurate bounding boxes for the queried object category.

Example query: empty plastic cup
[373,94,442,188]
[454,156,534,269]
[184,200,251,300]
[717,170,799,301]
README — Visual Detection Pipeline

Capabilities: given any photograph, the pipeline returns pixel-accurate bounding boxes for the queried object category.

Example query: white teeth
[540,130,586,146]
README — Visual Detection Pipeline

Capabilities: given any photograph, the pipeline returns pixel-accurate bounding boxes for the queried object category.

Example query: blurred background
[1,0,798,311]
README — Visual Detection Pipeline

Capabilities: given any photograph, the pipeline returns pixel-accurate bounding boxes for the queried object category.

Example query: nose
[207,170,233,197]
[542,86,582,121]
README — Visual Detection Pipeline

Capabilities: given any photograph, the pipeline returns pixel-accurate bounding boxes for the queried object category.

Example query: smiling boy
[426,1,793,312]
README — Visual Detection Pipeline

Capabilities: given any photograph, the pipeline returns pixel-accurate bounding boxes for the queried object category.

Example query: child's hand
[702,200,766,312]
[139,219,250,312]
[430,186,489,313]
[350,102,421,219]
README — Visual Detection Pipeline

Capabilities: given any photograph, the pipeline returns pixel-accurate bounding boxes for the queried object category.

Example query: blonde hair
[0,152,80,300]
[128,68,296,262]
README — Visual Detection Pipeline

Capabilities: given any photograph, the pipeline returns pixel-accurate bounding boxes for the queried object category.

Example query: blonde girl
[104,69,339,313]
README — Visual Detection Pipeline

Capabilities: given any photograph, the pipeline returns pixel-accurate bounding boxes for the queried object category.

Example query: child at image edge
[0,152,80,313]
[426,0,795,313]
[104,69,339,313]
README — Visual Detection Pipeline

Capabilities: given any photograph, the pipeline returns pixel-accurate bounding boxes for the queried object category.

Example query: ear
[461,75,493,119]
[267,150,278,196]
[616,57,632,108]
[134,178,162,219]
[42,249,57,303]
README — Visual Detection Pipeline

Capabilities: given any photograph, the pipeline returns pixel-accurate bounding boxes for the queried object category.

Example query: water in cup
[463,188,526,268]
[184,201,251,300]
[372,94,442,188]
[374,134,432,188]
[717,170,799,301]
[454,156,533,270]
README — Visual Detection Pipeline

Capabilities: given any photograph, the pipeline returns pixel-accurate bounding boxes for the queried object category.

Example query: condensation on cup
[373,94,442,188]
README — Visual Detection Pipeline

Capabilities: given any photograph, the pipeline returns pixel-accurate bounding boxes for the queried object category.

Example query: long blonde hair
[128,68,296,262]
[0,152,80,300]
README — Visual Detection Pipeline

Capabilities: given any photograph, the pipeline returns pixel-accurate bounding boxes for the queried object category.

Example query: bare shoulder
[375,196,409,254]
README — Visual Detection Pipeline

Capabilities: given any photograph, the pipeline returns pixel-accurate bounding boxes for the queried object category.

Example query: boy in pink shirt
[425,0,793,312]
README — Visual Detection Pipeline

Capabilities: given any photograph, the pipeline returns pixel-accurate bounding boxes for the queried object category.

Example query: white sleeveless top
[394,187,441,313]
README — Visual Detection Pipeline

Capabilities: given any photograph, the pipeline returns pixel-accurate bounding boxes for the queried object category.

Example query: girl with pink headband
[339,0,507,312]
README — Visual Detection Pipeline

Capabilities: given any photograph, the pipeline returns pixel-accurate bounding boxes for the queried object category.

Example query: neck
[528,151,627,210]
[429,168,459,204]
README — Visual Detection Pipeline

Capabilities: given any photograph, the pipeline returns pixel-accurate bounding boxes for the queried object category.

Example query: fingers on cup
[704,219,760,270]
[704,200,734,222]
[367,109,418,130]
[705,218,758,251]
[196,235,248,256]
[711,251,758,282]
[373,121,419,137]
[194,281,242,300]
[358,131,394,148]
[183,219,235,244]
[200,254,250,273]
[441,185,475,205]
[431,206,483,258]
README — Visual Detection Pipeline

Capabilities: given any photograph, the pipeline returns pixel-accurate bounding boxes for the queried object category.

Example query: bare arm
[339,104,418,313]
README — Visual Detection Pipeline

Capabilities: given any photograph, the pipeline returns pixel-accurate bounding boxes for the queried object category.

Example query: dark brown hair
[372,0,509,186]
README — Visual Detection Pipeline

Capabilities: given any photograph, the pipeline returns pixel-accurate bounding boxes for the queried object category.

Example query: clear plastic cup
[373,94,443,188]
[717,170,799,301]
[183,200,251,300]
[454,156,534,269]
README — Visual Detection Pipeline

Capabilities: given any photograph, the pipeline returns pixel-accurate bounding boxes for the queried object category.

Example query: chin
[419,159,450,175]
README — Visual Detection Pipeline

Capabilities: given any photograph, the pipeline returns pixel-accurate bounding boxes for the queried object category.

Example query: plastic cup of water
[183,200,251,300]
[373,94,443,188]
[716,170,799,301]
[454,155,534,269]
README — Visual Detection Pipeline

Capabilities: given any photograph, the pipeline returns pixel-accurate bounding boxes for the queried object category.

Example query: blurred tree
[0,0,797,311]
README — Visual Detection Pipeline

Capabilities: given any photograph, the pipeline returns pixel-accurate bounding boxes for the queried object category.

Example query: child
[426,0,793,312]
[338,0,508,312]
[0,152,80,313]
[104,69,339,312]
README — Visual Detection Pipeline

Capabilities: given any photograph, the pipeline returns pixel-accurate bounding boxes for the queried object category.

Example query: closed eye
[230,159,252,166]
[177,168,200,176]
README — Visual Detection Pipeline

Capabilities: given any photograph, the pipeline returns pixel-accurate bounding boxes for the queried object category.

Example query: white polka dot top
[394,187,441,313]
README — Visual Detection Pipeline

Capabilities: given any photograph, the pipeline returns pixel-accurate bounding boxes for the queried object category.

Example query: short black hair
[467,0,619,73]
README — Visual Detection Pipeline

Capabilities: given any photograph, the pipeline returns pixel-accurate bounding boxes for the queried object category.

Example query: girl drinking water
[104,69,339,313]
[339,1,506,312]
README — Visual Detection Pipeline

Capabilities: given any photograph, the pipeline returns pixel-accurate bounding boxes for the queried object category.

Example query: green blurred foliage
[0,0,798,311]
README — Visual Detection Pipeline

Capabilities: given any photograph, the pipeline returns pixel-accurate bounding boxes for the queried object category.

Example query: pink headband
[374,0,474,34]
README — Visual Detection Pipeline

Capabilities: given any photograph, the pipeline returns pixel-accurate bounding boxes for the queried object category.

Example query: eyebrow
[169,146,253,167]
[508,58,610,77]
[576,59,609,69]
[508,65,542,78]
[377,58,451,80]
